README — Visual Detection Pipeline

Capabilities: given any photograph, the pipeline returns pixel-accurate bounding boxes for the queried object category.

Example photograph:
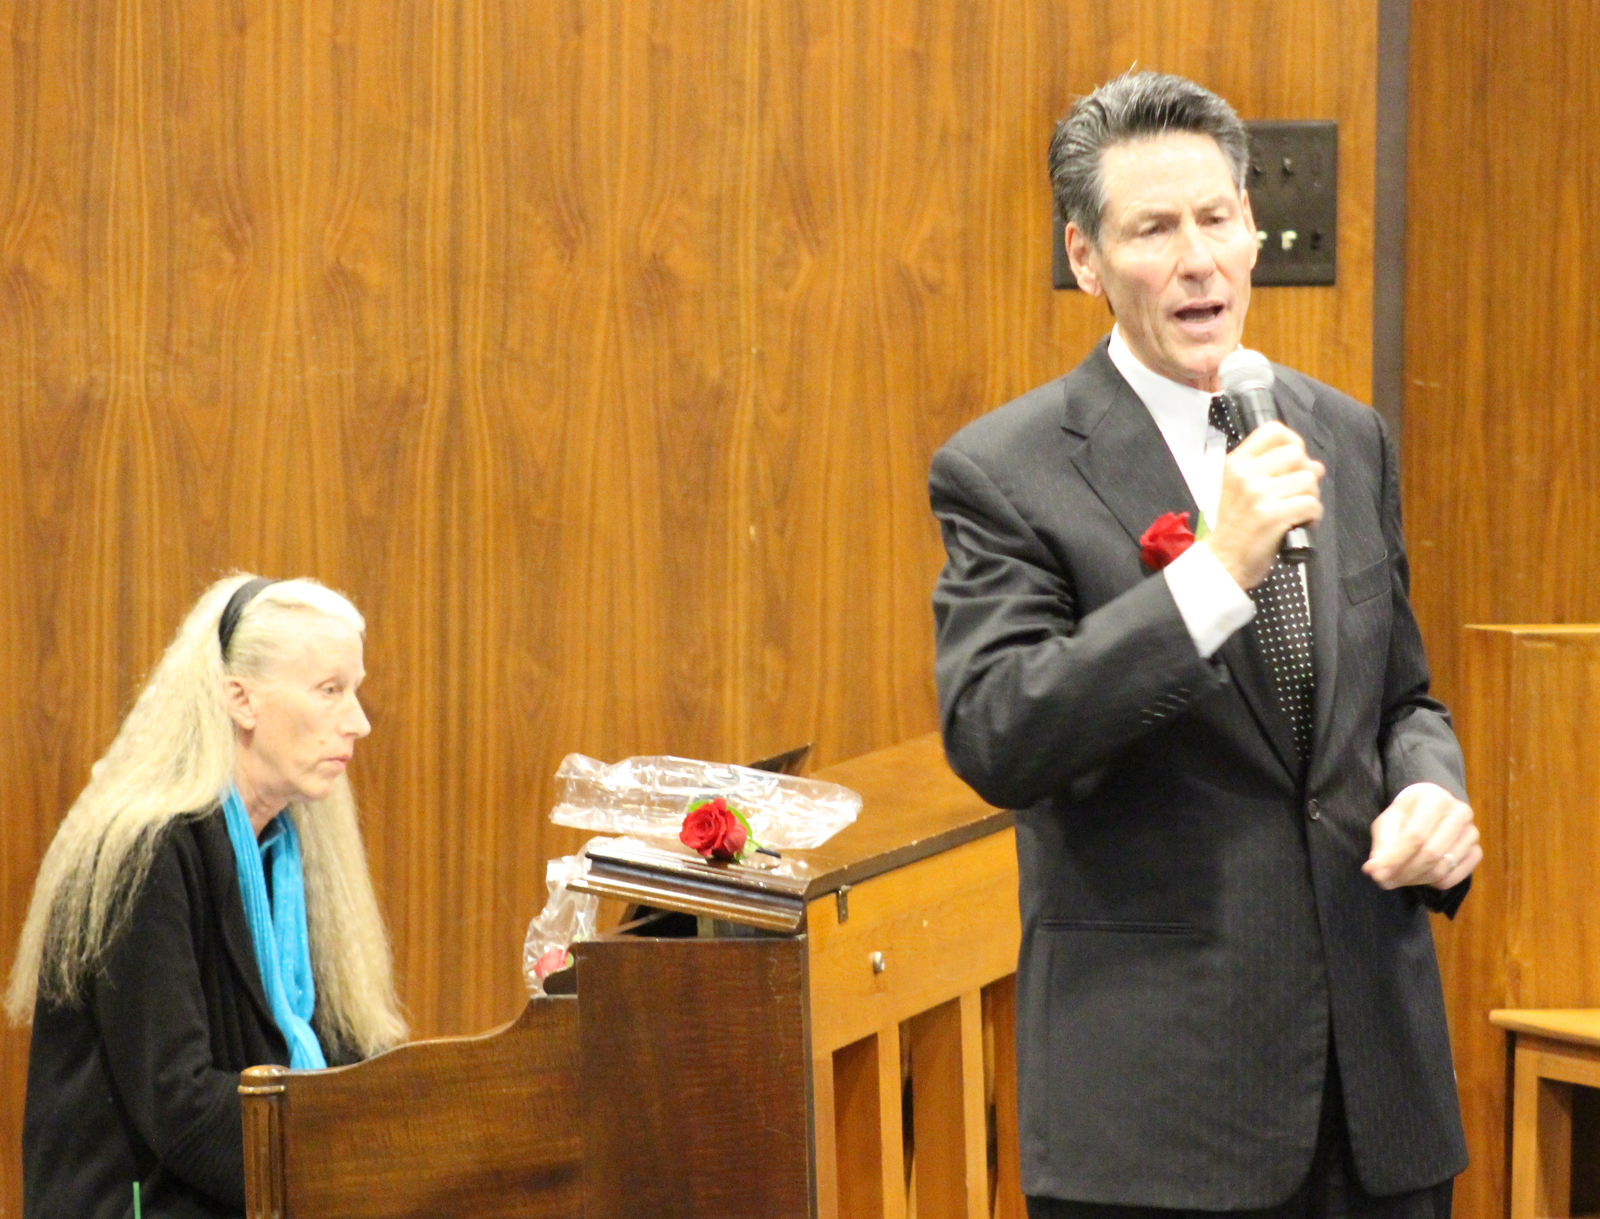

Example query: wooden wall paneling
[1440,627,1518,1219]
[363,0,558,1043]
[1437,628,1600,1219]
[0,0,200,1201]
[1410,4,1600,1207]
[1370,0,1411,436]
[1510,641,1600,1004]
[461,0,773,1030]
[0,2,36,1202]
[752,0,1066,770]
[1406,0,1600,712]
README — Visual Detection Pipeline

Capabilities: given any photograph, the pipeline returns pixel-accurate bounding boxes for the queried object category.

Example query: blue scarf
[222,785,327,1069]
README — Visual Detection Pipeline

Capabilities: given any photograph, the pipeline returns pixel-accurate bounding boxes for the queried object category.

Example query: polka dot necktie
[1209,396,1316,765]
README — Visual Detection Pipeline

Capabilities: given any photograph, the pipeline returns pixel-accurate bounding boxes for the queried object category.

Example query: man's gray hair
[1049,71,1250,246]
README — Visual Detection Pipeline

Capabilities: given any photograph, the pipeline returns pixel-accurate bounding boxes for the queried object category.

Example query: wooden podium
[1433,627,1600,1219]
[241,733,1023,1219]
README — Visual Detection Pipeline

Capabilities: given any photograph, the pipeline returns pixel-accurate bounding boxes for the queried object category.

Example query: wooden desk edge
[1490,1008,1600,1048]
[799,808,1013,899]
[1464,624,1600,636]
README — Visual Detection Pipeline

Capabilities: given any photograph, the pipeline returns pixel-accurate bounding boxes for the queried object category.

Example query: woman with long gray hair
[7,574,406,1219]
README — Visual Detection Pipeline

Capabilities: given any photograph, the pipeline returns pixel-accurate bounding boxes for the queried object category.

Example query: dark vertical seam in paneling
[1373,0,1408,443]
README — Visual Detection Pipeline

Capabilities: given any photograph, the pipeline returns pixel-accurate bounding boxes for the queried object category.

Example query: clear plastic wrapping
[548,753,860,850]
[522,848,601,996]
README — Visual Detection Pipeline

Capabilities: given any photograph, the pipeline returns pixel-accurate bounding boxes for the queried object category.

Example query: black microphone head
[1219,348,1275,397]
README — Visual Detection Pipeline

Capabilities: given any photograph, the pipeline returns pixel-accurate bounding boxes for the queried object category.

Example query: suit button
[1307,799,1321,821]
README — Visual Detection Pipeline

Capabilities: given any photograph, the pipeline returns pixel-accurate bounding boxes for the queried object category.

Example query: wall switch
[1246,121,1336,286]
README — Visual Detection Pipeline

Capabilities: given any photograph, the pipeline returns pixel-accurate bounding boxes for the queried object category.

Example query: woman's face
[228,613,370,818]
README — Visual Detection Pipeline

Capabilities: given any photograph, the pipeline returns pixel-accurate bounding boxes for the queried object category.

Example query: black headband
[218,577,277,658]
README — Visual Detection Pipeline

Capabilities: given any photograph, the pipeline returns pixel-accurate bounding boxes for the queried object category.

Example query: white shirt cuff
[1163,542,1255,659]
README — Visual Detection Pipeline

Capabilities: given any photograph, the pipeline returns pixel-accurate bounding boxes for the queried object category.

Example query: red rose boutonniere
[1139,511,1197,571]
[679,796,758,863]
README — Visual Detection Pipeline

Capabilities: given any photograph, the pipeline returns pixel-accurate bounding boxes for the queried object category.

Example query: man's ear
[224,676,256,732]
[1064,221,1102,297]
[1241,190,1259,271]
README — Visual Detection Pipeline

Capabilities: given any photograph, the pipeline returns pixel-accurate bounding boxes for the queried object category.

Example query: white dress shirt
[1106,327,1260,659]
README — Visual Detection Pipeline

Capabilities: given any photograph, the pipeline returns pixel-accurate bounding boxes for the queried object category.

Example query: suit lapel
[1062,344,1201,546]
[1062,343,1298,783]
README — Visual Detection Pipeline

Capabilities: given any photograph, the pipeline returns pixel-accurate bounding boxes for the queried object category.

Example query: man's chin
[1163,355,1227,391]
[1171,340,1240,390]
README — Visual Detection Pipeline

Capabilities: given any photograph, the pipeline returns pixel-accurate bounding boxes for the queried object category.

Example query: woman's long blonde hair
[5,574,407,1056]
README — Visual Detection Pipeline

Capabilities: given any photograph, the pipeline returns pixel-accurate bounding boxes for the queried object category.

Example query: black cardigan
[23,809,342,1219]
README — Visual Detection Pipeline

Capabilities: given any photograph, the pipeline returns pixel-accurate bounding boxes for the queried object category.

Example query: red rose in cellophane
[679,796,748,862]
[533,946,570,981]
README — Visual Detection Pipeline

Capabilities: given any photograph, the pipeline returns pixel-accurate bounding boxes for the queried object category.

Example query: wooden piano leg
[909,992,987,1219]
[815,1048,840,1219]
[239,1064,289,1219]
[834,1024,907,1219]
[877,1022,908,1219]
[1510,1038,1574,1219]
[1535,1074,1576,1219]
[958,990,989,1219]
[985,976,1023,1219]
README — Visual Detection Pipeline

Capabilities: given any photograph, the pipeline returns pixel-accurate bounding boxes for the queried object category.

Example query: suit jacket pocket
[1040,918,1196,935]
[1341,555,1390,605]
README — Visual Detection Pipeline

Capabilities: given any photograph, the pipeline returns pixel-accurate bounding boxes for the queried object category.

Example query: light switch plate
[1245,120,1337,286]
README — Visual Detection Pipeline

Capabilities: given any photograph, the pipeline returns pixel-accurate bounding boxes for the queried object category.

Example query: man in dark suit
[930,72,1481,1219]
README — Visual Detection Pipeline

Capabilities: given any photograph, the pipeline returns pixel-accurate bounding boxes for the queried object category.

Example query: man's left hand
[1363,783,1481,890]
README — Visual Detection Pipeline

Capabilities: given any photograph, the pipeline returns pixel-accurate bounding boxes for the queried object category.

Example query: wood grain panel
[805,828,1019,1056]
[1408,3,1600,1211]
[246,999,582,1218]
[1442,628,1522,1219]
[908,992,988,1219]
[577,936,813,1219]
[0,0,1381,1211]
[1405,0,1600,713]
[1437,628,1600,1219]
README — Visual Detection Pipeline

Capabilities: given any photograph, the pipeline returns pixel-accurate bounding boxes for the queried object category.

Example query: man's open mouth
[1174,302,1225,323]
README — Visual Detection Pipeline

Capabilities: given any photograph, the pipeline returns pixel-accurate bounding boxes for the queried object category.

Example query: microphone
[1219,350,1314,561]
